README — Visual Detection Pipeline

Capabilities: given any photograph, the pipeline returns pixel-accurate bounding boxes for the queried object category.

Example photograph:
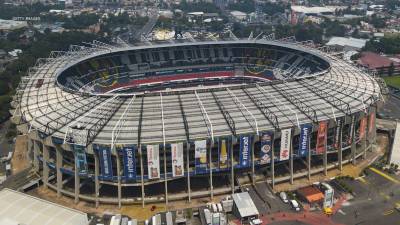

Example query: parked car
[290,200,300,211]
[279,192,289,203]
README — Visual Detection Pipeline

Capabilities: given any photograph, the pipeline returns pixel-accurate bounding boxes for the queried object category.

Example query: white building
[326,37,368,51]
[230,11,247,22]
[0,19,28,31]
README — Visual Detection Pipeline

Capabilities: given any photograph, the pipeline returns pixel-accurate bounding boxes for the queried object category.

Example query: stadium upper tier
[13,39,381,146]
[56,41,330,95]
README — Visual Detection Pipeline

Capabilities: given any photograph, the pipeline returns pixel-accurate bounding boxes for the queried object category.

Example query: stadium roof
[12,39,382,147]
[0,189,88,225]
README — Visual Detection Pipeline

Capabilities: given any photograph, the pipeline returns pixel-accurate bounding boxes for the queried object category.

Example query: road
[331,167,400,225]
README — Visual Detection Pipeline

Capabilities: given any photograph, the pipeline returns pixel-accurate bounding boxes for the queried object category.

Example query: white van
[290,200,300,211]
[279,192,288,203]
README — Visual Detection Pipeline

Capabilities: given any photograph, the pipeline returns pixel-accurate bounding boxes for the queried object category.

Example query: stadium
[11,37,384,207]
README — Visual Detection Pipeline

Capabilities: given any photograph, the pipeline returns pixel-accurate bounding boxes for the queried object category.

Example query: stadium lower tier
[27,112,377,205]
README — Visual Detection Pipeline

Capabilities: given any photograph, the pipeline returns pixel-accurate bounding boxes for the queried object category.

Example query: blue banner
[72,144,88,175]
[97,145,113,179]
[260,132,273,164]
[239,136,251,167]
[122,145,136,180]
[299,124,312,157]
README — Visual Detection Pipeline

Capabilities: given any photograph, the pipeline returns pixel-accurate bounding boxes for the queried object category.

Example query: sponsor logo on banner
[219,139,229,169]
[122,145,136,180]
[316,121,328,154]
[299,124,311,157]
[260,132,273,164]
[348,116,355,145]
[359,117,367,140]
[97,145,113,179]
[334,118,343,150]
[368,112,375,138]
[147,145,160,179]
[72,144,88,175]
[280,129,291,161]
[195,140,207,173]
[240,136,251,167]
[171,143,184,177]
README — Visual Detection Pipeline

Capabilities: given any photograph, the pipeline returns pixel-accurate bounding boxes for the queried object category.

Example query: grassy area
[383,76,400,88]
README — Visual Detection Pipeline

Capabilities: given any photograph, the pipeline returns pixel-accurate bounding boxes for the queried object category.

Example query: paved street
[331,167,400,225]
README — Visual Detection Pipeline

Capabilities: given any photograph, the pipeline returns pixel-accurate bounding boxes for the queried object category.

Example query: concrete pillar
[42,144,49,189]
[33,140,40,172]
[139,145,145,208]
[338,124,343,172]
[74,155,80,204]
[230,137,235,194]
[271,137,275,189]
[209,141,213,200]
[186,142,191,202]
[56,146,63,198]
[289,135,294,184]
[94,151,100,208]
[163,144,168,208]
[115,149,122,209]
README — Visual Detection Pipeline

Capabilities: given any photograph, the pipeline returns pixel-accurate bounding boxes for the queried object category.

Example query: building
[11,38,382,208]
[230,11,247,22]
[0,19,28,31]
[0,189,88,225]
[326,37,368,51]
[232,192,259,222]
[290,5,346,24]
[357,52,400,76]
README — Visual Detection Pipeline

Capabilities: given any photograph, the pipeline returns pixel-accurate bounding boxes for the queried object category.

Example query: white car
[279,192,289,203]
[290,200,300,211]
[250,219,263,225]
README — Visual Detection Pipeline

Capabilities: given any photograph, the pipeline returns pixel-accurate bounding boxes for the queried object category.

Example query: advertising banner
[98,145,113,179]
[260,132,273,164]
[316,121,328,154]
[368,112,376,139]
[195,140,207,173]
[171,143,184,177]
[334,118,343,150]
[72,144,88,175]
[239,136,251,167]
[122,145,136,180]
[359,116,367,140]
[299,124,312,157]
[219,138,229,169]
[147,145,160,179]
[280,129,291,161]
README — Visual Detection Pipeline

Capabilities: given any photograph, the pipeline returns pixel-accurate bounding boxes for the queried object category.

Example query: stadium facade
[11,38,384,207]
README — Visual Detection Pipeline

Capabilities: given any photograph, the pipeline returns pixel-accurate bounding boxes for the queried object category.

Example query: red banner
[316,121,328,154]
[359,117,367,140]
[368,112,375,138]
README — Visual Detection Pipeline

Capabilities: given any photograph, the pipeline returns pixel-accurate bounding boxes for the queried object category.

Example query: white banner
[147,145,160,179]
[280,128,291,161]
[171,143,184,177]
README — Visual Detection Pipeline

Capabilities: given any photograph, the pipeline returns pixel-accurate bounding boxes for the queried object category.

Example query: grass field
[383,76,400,88]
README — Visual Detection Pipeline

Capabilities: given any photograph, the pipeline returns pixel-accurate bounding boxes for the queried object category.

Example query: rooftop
[326,37,368,50]
[232,192,259,218]
[0,189,88,225]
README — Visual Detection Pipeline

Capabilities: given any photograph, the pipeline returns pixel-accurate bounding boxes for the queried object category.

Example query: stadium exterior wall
[23,108,377,206]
